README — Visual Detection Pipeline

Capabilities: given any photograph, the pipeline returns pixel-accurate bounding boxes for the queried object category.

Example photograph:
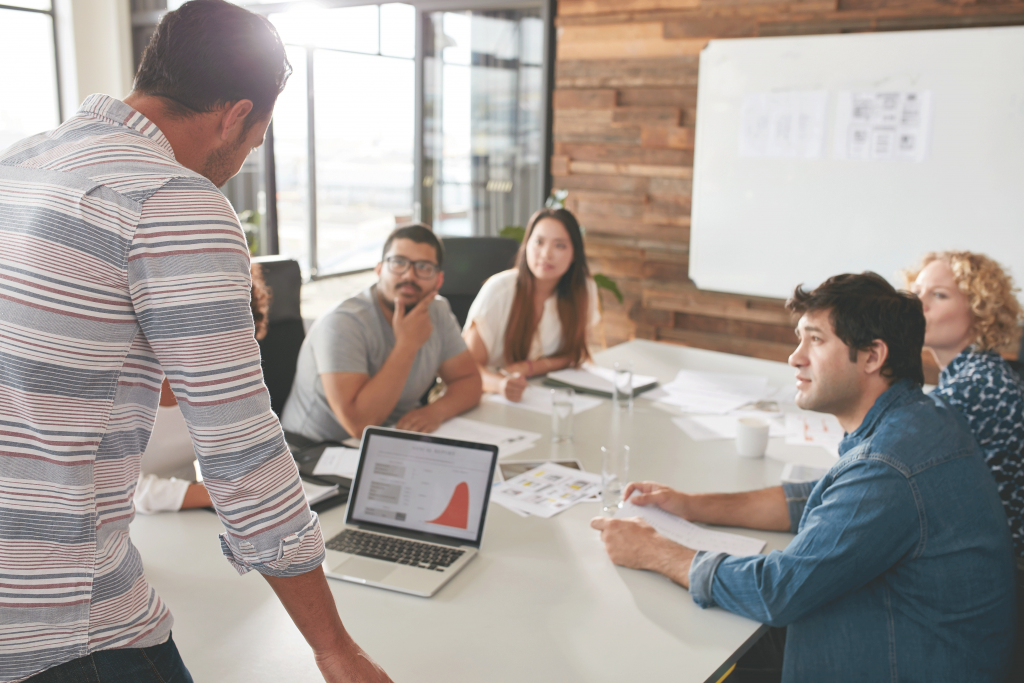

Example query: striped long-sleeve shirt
[0,94,325,681]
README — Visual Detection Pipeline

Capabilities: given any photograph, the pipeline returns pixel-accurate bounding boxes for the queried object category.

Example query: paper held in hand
[618,499,766,557]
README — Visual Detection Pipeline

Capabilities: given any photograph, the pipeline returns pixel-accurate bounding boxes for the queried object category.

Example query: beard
[200,133,248,188]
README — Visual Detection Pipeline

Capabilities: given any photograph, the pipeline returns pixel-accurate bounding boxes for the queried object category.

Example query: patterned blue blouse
[934,348,1024,558]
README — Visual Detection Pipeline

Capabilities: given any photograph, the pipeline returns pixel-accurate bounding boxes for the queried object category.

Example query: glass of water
[601,444,630,516]
[550,387,574,443]
[612,360,633,413]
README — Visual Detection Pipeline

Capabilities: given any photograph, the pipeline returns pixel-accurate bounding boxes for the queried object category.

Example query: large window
[264,3,417,277]
[136,0,552,279]
[0,1,61,151]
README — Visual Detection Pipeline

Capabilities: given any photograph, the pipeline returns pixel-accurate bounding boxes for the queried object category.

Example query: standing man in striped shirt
[0,1,392,681]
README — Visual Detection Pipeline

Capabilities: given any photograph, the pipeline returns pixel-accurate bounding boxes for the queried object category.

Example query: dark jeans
[729,627,786,683]
[1011,567,1024,682]
[25,634,192,683]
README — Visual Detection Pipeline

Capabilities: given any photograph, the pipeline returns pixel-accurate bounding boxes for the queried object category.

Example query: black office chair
[438,236,520,328]
[253,256,305,416]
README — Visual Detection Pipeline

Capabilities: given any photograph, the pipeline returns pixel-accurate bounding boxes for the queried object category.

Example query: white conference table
[132,339,837,682]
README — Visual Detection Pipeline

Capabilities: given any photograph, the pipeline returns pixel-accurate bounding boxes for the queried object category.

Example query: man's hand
[395,405,443,433]
[392,291,435,352]
[590,516,696,588]
[500,372,528,402]
[624,481,694,519]
[314,638,393,683]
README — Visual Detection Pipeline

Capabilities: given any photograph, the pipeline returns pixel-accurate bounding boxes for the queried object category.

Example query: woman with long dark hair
[463,208,600,401]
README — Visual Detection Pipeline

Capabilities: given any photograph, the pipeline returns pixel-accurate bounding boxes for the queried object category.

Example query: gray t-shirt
[280,285,467,443]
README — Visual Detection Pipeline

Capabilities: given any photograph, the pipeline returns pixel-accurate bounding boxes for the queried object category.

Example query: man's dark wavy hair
[133,0,291,130]
[786,272,925,385]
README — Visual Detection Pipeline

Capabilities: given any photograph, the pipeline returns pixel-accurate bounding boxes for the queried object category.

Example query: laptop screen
[347,428,498,545]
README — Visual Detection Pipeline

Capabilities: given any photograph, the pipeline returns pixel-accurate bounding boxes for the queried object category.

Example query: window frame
[0,1,65,123]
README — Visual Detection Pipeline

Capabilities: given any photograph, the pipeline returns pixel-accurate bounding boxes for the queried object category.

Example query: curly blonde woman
[907,250,1024,674]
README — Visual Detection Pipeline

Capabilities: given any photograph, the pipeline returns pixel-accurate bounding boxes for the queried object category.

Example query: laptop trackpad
[337,557,396,582]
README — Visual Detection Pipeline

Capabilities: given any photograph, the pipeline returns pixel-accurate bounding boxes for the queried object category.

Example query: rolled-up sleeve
[689,551,728,608]
[697,462,917,627]
[782,480,817,533]
[129,177,325,577]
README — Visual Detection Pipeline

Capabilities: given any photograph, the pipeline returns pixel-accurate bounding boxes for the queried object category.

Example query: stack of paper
[491,462,601,518]
[672,415,785,442]
[312,446,361,479]
[645,370,772,414]
[432,417,543,459]
[546,365,658,397]
[618,500,766,556]
[485,385,603,415]
[785,413,844,457]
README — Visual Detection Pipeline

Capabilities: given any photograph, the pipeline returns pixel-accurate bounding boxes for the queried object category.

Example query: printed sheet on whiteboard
[833,91,932,162]
[738,90,828,159]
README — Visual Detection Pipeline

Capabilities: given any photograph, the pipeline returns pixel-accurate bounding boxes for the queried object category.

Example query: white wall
[58,0,134,116]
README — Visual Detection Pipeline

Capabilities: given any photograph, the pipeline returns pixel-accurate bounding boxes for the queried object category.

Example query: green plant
[499,225,525,243]
[238,210,260,256]
[593,273,623,306]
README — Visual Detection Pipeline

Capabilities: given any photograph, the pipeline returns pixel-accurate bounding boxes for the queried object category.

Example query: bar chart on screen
[428,482,470,529]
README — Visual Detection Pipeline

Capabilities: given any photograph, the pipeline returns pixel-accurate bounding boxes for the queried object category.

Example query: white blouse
[464,269,601,369]
[134,404,197,514]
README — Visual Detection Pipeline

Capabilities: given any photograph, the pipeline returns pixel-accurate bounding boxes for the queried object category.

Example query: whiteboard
[689,27,1024,299]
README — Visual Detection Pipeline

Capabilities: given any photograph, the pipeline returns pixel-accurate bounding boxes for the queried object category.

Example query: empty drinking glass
[551,387,574,443]
[601,444,630,516]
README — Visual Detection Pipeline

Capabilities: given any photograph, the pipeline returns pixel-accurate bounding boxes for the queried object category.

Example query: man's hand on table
[590,515,697,589]
[314,636,394,683]
[591,481,700,588]
[623,481,695,519]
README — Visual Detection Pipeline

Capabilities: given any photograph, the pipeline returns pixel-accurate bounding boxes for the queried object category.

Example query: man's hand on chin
[395,405,443,433]
[590,516,697,589]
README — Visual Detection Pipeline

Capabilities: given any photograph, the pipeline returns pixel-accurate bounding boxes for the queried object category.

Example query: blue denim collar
[838,378,918,456]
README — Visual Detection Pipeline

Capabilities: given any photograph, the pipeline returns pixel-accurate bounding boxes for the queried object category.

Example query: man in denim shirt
[592,273,1014,682]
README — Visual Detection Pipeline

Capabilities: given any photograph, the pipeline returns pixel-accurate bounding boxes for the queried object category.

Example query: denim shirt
[689,380,1015,682]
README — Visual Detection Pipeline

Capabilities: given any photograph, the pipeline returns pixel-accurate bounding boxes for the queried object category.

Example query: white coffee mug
[736,417,770,458]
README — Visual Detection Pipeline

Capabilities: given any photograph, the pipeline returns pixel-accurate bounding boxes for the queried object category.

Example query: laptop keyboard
[326,529,465,571]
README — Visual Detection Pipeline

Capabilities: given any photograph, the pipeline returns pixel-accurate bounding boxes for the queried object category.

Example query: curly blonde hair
[903,251,1023,352]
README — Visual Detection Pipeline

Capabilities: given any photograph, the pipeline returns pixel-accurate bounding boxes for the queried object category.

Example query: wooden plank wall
[557,0,1024,370]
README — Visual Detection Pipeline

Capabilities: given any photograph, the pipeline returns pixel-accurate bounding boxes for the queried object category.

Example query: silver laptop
[323,426,498,597]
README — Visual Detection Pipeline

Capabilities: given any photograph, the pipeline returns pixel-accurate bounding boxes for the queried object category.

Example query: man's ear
[374,262,383,278]
[220,100,255,141]
[861,339,889,377]
[434,271,444,292]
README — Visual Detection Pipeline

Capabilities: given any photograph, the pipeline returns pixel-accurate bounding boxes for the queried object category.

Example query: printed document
[313,446,361,479]
[486,385,603,415]
[492,462,601,518]
[618,499,766,556]
[432,416,542,459]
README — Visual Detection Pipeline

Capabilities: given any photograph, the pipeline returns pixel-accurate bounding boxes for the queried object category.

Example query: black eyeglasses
[384,256,440,278]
